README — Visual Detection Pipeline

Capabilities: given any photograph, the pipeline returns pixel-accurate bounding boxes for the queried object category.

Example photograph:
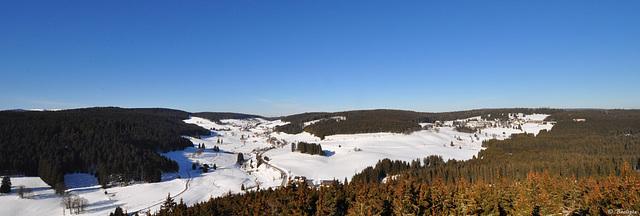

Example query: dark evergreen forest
[275,108,563,139]
[191,112,265,123]
[0,107,210,189]
[292,142,326,156]
[151,109,640,215]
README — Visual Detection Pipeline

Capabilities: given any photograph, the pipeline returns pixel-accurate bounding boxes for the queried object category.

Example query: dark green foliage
[454,125,476,133]
[279,112,333,123]
[237,153,245,165]
[256,156,263,168]
[275,112,331,134]
[192,112,264,123]
[304,117,421,140]
[352,158,425,184]
[0,107,210,188]
[275,109,561,139]
[274,122,305,134]
[430,108,564,122]
[156,166,640,216]
[109,206,126,216]
[276,110,426,139]
[292,142,326,156]
[201,164,209,173]
[352,110,640,185]
[54,182,66,195]
[128,108,191,122]
[158,193,177,215]
[0,176,11,193]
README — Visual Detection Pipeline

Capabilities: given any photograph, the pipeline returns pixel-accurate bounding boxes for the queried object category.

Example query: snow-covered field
[0,113,552,215]
[265,113,553,184]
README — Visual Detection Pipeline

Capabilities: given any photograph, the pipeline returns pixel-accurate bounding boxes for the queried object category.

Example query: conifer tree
[237,153,245,165]
[159,193,176,215]
[0,176,11,193]
[109,206,126,216]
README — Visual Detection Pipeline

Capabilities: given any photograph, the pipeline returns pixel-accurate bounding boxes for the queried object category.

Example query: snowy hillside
[0,113,553,215]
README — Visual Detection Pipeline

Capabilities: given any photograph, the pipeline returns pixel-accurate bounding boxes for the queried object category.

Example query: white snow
[0,113,552,215]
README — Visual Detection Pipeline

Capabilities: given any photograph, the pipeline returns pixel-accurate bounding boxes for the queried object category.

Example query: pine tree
[54,182,67,194]
[237,153,245,165]
[1,176,11,193]
[159,193,176,215]
[109,206,126,216]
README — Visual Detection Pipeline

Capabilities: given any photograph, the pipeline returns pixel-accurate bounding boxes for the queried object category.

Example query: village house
[320,180,335,187]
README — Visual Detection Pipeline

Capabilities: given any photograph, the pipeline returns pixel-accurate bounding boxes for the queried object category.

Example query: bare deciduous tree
[18,185,25,198]
[60,193,89,214]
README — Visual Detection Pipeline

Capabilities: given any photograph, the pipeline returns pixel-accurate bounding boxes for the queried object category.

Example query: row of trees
[192,112,264,123]
[291,142,326,156]
[61,193,89,214]
[153,168,640,215]
[304,118,422,139]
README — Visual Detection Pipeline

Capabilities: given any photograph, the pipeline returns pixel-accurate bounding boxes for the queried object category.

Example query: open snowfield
[265,113,553,184]
[0,113,552,215]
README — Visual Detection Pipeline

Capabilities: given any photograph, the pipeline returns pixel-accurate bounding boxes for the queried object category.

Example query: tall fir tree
[159,193,176,215]
[0,176,11,193]
[237,153,245,165]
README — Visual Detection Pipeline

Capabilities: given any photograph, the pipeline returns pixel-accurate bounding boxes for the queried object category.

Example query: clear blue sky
[2,1,639,116]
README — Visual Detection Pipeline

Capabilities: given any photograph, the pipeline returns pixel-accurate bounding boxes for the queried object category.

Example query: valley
[0,110,554,215]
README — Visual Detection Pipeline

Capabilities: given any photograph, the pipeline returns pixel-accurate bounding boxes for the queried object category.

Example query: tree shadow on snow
[162,147,231,182]
[68,186,101,194]
[65,173,99,189]
[31,192,59,200]
[323,150,335,157]
[21,186,51,193]
[84,199,118,214]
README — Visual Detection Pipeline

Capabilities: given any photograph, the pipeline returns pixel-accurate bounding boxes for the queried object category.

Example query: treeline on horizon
[275,108,564,139]
[191,112,266,123]
[0,107,210,189]
[149,109,640,215]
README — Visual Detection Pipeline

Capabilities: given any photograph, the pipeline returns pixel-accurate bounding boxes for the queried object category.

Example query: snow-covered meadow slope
[265,113,553,184]
[0,113,552,215]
